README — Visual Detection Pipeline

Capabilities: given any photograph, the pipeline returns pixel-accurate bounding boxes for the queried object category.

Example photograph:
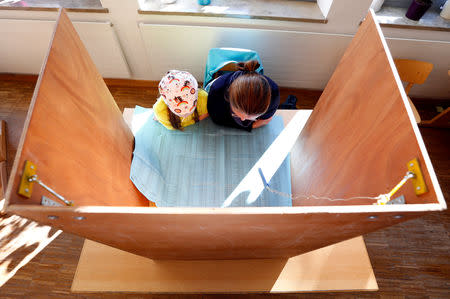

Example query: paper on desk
[130,106,291,207]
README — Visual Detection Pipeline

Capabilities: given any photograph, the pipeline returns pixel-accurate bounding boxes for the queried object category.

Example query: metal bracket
[377,157,428,205]
[407,158,428,196]
[386,195,405,205]
[18,160,36,198]
[41,196,63,207]
[18,160,73,206]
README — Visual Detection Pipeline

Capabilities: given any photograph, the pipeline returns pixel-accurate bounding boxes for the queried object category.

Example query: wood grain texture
[394,59,433,87]
[406,96,421,123]
[3,10,445,261]
[7,204,426,260]
[0,161,6,187]
[0,161,6,203]
[4,9,148,208]
[290,12,443,207]
[0,213,61,288]
[0,75,319,176]
[0,120,5,162]
[71,237,377,293]
[0,77,448,297]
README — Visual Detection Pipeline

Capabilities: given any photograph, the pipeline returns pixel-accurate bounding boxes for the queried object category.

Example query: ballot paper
[130,106,292,207]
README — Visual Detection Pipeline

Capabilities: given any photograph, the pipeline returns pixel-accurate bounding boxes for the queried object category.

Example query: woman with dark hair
[207,60,280,131]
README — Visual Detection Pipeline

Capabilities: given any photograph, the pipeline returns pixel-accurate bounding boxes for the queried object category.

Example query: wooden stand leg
[1,120,7,213]
[420,107,450,128]
[0,120,6,162]
[0,161,7,213]
[71,236,378,293]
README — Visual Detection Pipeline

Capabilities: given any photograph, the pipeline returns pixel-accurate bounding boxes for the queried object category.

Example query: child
[153,70,208,130]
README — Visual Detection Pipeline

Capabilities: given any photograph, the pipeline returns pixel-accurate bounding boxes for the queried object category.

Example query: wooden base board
[0,213,61,287]
[0,161,6,213]
[420,107,450,128]
[0,120,6,162]
[71,236,377,293]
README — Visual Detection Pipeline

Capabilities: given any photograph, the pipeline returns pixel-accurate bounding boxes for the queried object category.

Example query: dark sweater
[207,72,280,132]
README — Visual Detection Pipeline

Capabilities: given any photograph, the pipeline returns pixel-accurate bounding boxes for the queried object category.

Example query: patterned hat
[158,70,198,117]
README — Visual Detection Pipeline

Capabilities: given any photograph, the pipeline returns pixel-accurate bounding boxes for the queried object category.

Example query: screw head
[368,215,378,220]
[48,215,58,220]
[410,163,414,167]
[30,165,34,169]
[24,188,29,193]
[416,186,421,190]
[74,216,86,220]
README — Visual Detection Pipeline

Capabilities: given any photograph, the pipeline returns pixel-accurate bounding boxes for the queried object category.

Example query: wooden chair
[0,120,7,214]
[394,59,434,123]
[419,70,450,128]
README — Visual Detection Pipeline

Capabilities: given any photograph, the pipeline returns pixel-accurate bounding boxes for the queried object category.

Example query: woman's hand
[252,117,272,129]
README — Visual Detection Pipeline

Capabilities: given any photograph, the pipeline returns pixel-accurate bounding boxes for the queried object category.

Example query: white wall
[0,0,448,98]
[139,24,352,90]
[0,18,130,77]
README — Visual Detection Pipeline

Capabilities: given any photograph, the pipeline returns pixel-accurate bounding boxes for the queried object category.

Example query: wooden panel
[5,9,147,207]
[1,77,449,297]
[3,10,445,261]
[0,18,130,78]
[290,11,444,207]
[394,59,433,86]
[138,23,351,89]
[0,161,6,205]
[72,237,377,293]
[0,212,61,287]
[0,120,5,161]
[7,204,426,260]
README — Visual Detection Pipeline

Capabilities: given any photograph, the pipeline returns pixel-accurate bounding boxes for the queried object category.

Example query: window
[138,0,327,23]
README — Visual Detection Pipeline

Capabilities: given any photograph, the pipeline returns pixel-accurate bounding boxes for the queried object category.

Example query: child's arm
[199,113,209,121]
[153,98,175,130]
[197,90,209,122]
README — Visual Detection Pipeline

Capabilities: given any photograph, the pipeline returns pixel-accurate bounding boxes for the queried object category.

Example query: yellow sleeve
[197,89,208,116]
[153,97,175,130]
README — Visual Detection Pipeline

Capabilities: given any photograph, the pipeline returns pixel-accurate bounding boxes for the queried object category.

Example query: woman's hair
[228,60,271,116]
[167,105,199,130]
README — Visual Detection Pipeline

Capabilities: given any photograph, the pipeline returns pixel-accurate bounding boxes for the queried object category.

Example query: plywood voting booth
[2,8,446,291]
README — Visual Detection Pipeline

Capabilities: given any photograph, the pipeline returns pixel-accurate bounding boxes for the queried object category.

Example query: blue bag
[203,48,264,91]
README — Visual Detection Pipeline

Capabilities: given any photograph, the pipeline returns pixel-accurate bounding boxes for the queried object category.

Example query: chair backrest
[203,48,264,89]
[394,59,433,94]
